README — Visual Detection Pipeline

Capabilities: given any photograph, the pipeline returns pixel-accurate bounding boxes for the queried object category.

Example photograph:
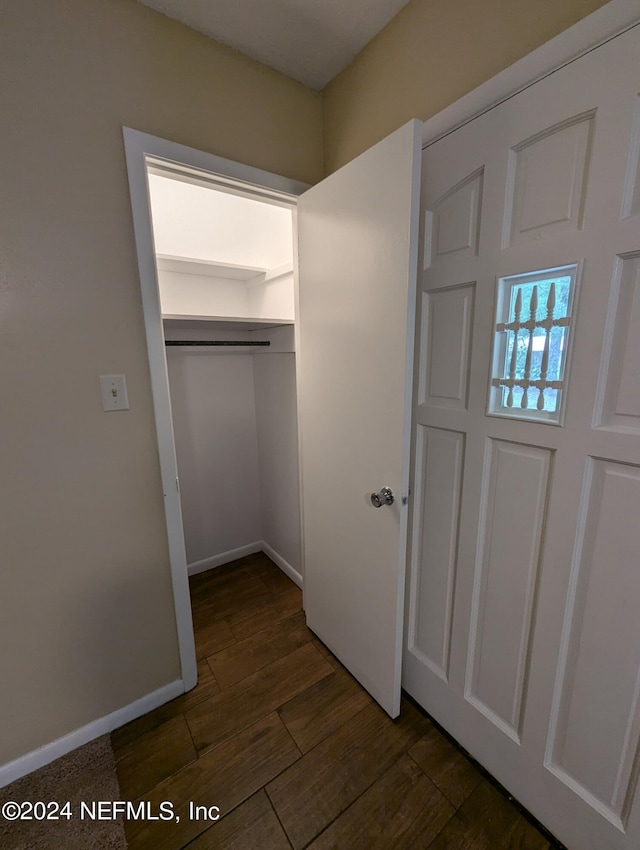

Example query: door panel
[467,438,552,742]
[404,22,640,850]
[548,458,640,826]
[297,120,421,717]
[411,424,464,681]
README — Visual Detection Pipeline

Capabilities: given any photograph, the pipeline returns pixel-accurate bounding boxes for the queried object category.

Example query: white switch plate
[100,374,130,411]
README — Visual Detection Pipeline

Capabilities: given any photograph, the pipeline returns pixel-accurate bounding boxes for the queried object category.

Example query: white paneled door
[297,120,421,717]
[404,22,640,850]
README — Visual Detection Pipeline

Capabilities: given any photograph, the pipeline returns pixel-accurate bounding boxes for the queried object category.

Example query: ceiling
[137,0,411,89]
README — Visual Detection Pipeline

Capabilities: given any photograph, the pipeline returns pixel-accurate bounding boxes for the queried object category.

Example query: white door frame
[420,0,639,150]
[122,128,308,691]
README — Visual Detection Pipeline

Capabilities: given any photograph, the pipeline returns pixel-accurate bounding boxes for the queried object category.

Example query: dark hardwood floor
[111,553,558,849]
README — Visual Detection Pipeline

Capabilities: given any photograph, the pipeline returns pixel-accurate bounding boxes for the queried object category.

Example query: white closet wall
[166,351,262,568]
[157,266,295,322]
[148,174,293,269]
[159,271,251,319]
[253,352,301,573]
[247,269,295,321]
[166,341,302,578]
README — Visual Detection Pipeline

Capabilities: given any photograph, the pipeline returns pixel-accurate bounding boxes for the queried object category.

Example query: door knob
[371,487,394,508]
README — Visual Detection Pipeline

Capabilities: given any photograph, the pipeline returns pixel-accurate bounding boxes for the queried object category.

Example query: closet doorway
[124,130,308,691]
[124,123,422,716]
[146,167,303,590]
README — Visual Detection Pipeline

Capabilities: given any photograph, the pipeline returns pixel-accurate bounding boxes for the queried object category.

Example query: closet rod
[165,340,270,347]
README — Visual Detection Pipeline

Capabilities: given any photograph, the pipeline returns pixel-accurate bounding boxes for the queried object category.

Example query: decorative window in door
[489,264,578,424]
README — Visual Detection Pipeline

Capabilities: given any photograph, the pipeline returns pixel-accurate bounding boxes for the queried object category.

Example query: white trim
[139,136,309,199]
[122,127,309,700]
[0,680,183,789]
[421,0,640,148]
[292,206,307,600]
[188,541,303,588]
[187,542,262,576]
[261,541,303,588]
[123,129,197,694]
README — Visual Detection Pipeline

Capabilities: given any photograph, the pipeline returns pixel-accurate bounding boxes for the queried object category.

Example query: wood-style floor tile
[426,780,551,850]
[189,566,258,616]
[111,661,220,750]
[125,712,300,850]
[249,554,287,578]
[307,755,454,850]
[207,610,312,689]
[114,715,197,801]
[193,616,236,661]
[278,664,372,753]
[191,572,273,627]
[186,642,333,754]
[188,554,263,598]
[115,554,556,850]
[226,586,303,641]
[185,790,290,850]
[266,698,430,850]
[258,563,300,595]
[409,721,483,808]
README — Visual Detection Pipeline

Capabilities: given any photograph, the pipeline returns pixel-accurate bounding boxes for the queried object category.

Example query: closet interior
[147,169,302,584]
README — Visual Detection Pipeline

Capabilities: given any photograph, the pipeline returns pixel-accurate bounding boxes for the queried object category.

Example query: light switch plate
[100,374,130,411]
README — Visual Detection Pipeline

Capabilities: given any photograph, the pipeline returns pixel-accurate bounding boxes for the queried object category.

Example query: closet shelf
[166,340,270,347]
[156,255,268,280]
[163,315,294,331]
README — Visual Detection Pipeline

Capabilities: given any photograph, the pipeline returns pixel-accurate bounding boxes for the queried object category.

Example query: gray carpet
[0,735,127,849]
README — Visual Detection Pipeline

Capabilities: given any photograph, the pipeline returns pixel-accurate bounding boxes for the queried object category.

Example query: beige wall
[0,0,321,767]
[323,0,610,173]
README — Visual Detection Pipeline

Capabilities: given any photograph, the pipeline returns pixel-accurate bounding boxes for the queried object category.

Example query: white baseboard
[188,540,303,587]
[260,541,303,588]
[187,542,262,576]
[0,679,184,789]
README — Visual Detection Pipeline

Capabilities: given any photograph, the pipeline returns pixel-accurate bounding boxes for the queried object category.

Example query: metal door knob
[371,487,394,508]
